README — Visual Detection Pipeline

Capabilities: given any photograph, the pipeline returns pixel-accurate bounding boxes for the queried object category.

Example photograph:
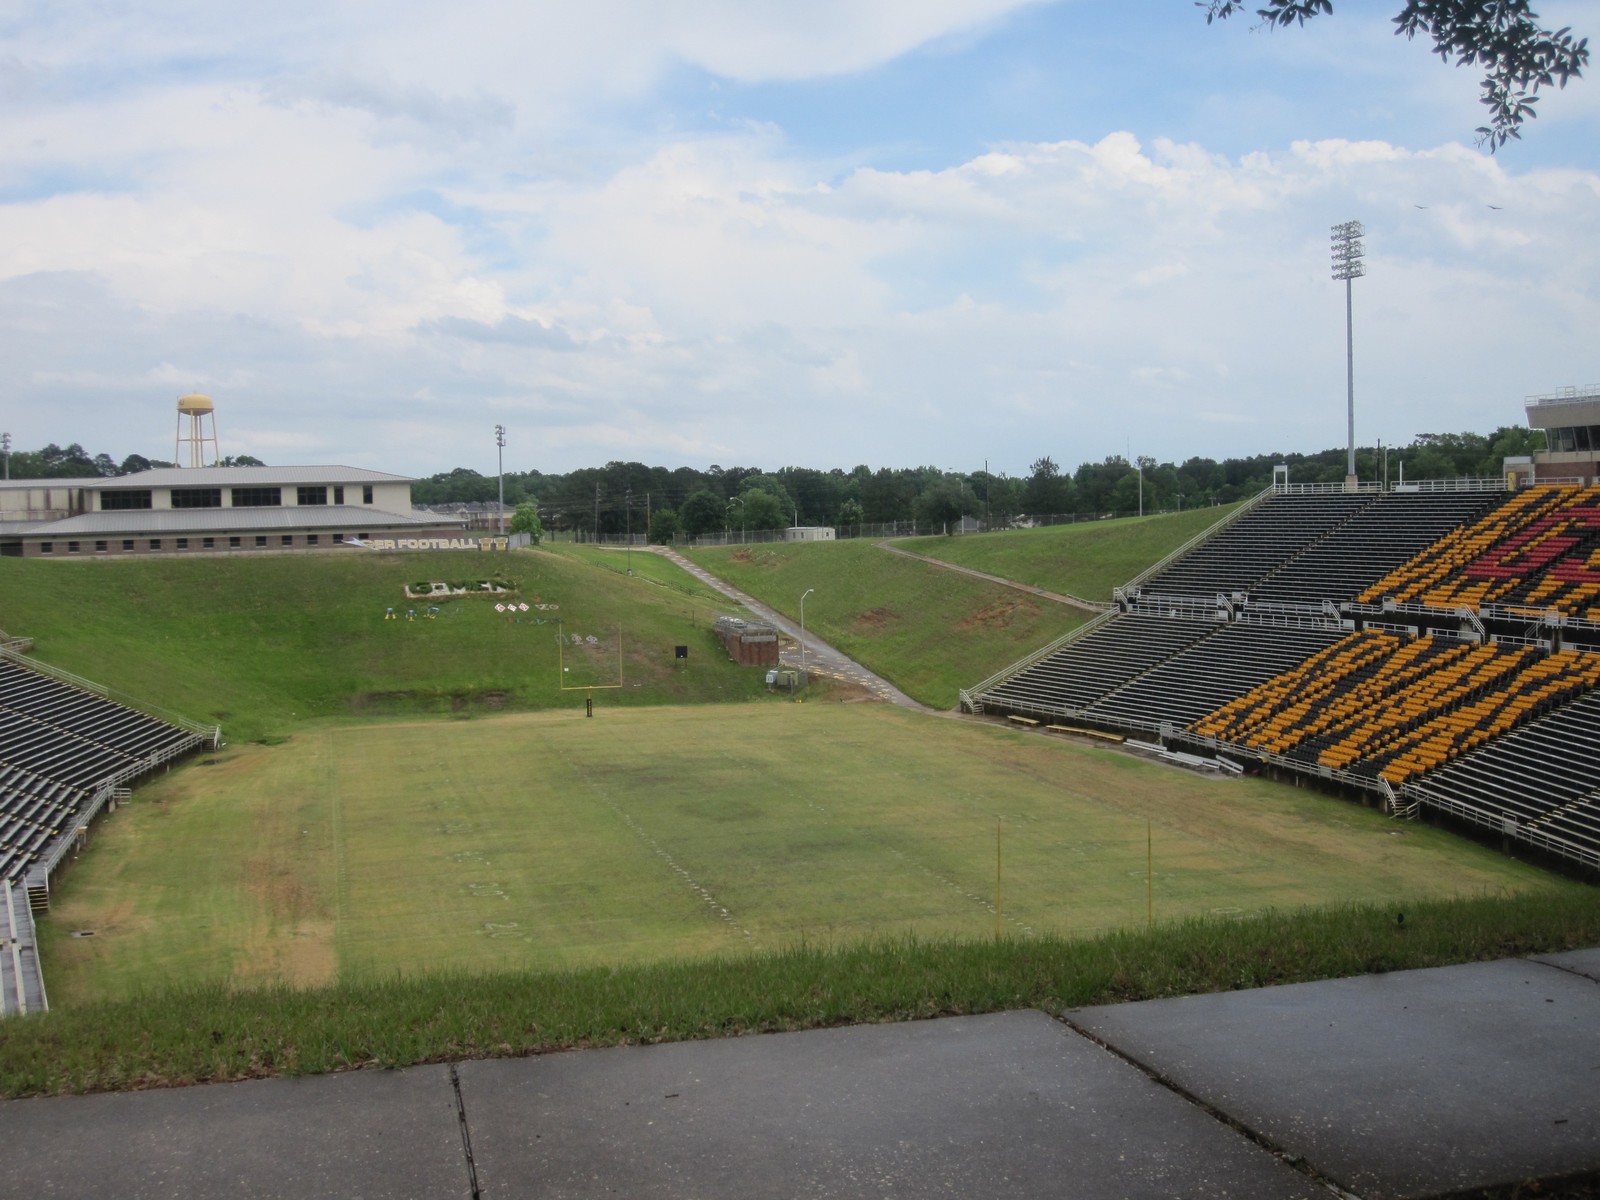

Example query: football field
[40,703,1558,1005]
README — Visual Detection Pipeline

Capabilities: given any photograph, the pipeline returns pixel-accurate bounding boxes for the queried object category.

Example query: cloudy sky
[3,1,1597,480]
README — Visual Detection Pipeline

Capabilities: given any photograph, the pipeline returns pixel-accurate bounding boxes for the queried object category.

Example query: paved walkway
[876,540,1112,615]
[3,949,1598,1198]
[656,546,927,710]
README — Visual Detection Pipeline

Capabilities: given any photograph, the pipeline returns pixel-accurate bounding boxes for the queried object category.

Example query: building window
[362,485,373,504]
[101,489,153,510]
[307,534,320,545]
[254,535,266,548]
[202,537,215,549]
[333,486,345,504]
[281,534,293,546]
[358,532,368,540]
[297,485,328,506]
[229,536,241,548]
[149,539,161,550]
[40,542,53,554]
[68,541,81,553]
[95,540,108,553]
[122,540,133,551]
[176,538,189,549]
[232,487,282,507]
[171,488,222,509]
[331,533,343,544]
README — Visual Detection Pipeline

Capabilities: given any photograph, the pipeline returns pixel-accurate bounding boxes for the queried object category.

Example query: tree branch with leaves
[1202,0,1588,148]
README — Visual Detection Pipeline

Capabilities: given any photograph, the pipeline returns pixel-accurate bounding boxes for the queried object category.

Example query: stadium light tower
[494,424,506,535]
[1330,220,1366,487]
[1,432,10,481]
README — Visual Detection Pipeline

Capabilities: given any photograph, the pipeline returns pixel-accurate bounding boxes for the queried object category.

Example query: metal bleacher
[1404,690,1600,870]
[0,649,219,1016]
[962,480,1600,876]
[1083,622,1344,732]
[1250,492,1503,607]
[1135,492,1373,600]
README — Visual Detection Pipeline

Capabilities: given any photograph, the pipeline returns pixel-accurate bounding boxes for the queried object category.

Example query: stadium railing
[0,646,220,747]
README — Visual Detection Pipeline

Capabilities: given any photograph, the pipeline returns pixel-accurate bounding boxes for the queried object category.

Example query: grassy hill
[679,509,1239,707]
[0,549,775,742]
[681,540,1088,708]
[896,504,1243,602]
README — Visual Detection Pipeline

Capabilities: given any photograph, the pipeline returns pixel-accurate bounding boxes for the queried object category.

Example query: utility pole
[1331,220,1366,488]
[594,482,601,544]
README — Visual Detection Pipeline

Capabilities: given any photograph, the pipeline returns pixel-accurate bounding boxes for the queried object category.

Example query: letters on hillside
[363,536,509,551]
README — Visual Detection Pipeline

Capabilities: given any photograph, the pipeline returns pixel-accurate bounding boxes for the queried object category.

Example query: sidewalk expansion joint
[1054,1011,1364,1200]
[450,1062,482,1199]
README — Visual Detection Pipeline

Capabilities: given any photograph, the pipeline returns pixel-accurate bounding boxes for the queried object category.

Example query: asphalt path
[655,546,928,710]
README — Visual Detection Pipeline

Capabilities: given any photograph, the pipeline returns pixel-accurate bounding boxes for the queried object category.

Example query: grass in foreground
[896,504,1243,603]
[39,705,1562,1004]
[3,888,1597,1098]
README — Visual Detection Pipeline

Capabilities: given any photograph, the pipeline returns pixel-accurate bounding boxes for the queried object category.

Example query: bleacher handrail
[1396,477,1508,493]
[1116,484,1277,597]
[0,645,220,745]
[1275,481,1382,494]
[24,735,204,890]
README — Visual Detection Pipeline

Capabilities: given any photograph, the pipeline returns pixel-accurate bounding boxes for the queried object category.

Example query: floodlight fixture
[1331,220,1366,483]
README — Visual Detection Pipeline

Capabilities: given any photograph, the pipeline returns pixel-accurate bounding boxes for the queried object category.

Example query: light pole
[625,487,632,574]
[1331,220,1366,487]
[799,588,815,679]
[494,424,506,534]
[1,432,10,481]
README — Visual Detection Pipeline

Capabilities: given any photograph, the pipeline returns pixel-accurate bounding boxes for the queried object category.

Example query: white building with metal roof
[1,465,486,558]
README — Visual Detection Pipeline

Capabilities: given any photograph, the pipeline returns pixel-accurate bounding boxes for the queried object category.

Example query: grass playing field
[40,703,1562,1007]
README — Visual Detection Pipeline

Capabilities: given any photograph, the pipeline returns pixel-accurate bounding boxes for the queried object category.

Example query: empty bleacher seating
[1084,622,1343,731]
[978,614,1216,717]
[1250,492,1500,606]
[1138,493,1372,599]
[0,657,203,885]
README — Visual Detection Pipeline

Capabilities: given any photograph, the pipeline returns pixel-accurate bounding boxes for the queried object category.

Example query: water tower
[175,393,220,467]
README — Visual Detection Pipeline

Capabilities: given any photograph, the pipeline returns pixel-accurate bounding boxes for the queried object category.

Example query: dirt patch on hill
[855,607,898,630]
[957,595,1040,630]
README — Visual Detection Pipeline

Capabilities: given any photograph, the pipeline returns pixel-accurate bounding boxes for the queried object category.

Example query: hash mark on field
[886,847,1035,938]
[585,788,753,942]
[610,801,752,940]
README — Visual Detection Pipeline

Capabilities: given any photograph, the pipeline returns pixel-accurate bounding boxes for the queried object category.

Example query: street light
[799,588,815,679]
[1331,220,1366,486]
[494,424,507,534]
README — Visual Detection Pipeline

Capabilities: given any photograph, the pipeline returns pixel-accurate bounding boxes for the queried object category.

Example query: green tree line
[7,428,1543,539]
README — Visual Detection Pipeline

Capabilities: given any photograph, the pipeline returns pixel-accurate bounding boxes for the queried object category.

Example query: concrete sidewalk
[3,949,1598,1198]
